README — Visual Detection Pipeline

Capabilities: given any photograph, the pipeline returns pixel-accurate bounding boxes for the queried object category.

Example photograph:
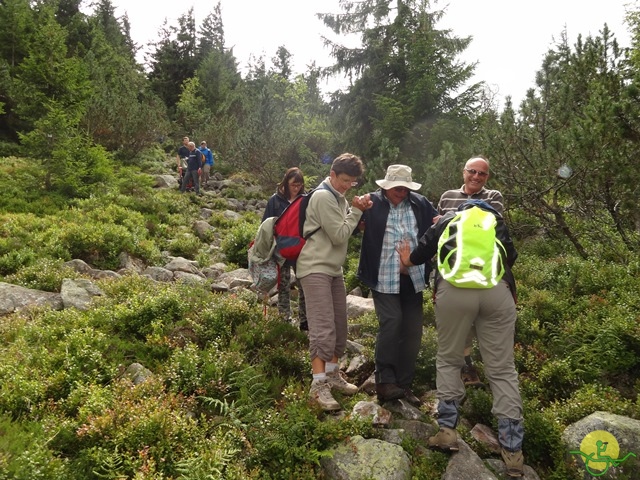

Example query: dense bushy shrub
[220,221,258,267]
[5,258,78,291]
[0,247,36,276]
[167,233,203,259]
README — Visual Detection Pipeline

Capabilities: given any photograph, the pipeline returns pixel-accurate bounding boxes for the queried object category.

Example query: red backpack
[273,184,330,262]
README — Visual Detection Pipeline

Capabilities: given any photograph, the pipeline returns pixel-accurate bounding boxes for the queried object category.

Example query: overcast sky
[108,0,632,108]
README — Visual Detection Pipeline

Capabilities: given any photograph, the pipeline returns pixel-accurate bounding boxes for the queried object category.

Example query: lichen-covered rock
[321,435,411,480]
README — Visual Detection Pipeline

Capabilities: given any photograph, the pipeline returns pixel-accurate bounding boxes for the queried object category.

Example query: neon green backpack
[437,206,506,288]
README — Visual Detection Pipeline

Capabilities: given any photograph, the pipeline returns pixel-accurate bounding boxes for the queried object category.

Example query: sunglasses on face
[465,168,489,178]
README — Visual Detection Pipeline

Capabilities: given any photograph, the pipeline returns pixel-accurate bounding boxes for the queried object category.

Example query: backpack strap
[303,182,337,239]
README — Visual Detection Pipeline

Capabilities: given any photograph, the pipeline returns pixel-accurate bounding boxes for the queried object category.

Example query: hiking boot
[326,370,358,395]
[309,379,340,411]
[428,427,459,452]
[402,387,422,406]
[461,364,485,388]
[501,448,524,477]
[376,383,405,402]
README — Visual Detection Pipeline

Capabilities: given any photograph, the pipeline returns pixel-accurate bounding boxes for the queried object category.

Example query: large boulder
[60,278,103,311]
[0,282,63,316]
[321,435,411,480]
[562,411,640,479]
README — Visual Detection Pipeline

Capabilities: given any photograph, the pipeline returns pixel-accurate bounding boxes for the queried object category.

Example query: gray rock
[201,265,225,280]
[471,423,501,454]
[352,401,393,427]
[142,266,174,282]
[193,220,214,240]
[485,459,541,479]
[392,419,437,444]
[217,268,252,286]
[226,198,244,211]
[443,439,498,480]
[164,257,200,274]
[200,208,214,219]
[60,278,103,311]
[382,398,425,421]
[173,271,208,284]
[222,210,242,220]
[153,175,179,188]
[321,435,411,480]
[91,270,121,280]
[346,294,375,319]
[0,282,63,316]
[123,363,153,385]
[562,411,640,479]
[63,259,94,274]
[210,283,229,293]
[118,252,146,273]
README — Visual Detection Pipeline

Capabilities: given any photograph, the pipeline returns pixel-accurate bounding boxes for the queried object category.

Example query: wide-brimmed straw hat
[375,164,421,190]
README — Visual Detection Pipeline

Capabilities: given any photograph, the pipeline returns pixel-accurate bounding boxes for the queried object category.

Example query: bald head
[463,156,490,195]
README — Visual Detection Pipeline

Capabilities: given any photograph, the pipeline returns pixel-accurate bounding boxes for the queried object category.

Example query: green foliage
[4,258,77,291]
[0,415,69,480]
[413,325,438,390]
[105,285,192,340]
[241,383,376,477]
[461,387,494,428]
[19,109,114,199]
[220,220,258,267]
[167,234,203,259]
[0,157,70,214]
[550,384,638,426]
[0,247,35,276]
[190,294,263,347]
[522,399,574,475]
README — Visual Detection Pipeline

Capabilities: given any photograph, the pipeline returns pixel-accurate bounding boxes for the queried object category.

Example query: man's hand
[395,240,413,267]
[352,193,373,212]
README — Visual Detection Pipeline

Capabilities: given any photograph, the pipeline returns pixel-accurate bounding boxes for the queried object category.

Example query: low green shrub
[167,233,203,259]
[0,415,69,480]
[69,377,205,479]
[0,247,36,276]
[242,383,376,477]
[5,258,78,292]
[191,295,262,346]
[522,399,571,474]
[461,387,494,428]
[220,221,259,267]
[549,383,638,426]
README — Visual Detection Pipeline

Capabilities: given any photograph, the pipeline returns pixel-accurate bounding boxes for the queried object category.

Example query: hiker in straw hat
[356,164,437,406]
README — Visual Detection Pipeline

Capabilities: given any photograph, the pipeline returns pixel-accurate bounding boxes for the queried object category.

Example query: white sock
[325,362,338,373]
[312,373,326,382]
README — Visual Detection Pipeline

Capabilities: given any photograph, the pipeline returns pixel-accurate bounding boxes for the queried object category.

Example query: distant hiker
[180,142,203,195]
[176,136,189,181]
[198,141,214,187]
[297,153,373,411]
[437,155,504,388]
[262,167,308,330]
[356,164,437,406]
[398,200,524,478]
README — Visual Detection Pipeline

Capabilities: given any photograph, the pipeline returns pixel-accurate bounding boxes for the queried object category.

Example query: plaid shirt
[375,197,426,294]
